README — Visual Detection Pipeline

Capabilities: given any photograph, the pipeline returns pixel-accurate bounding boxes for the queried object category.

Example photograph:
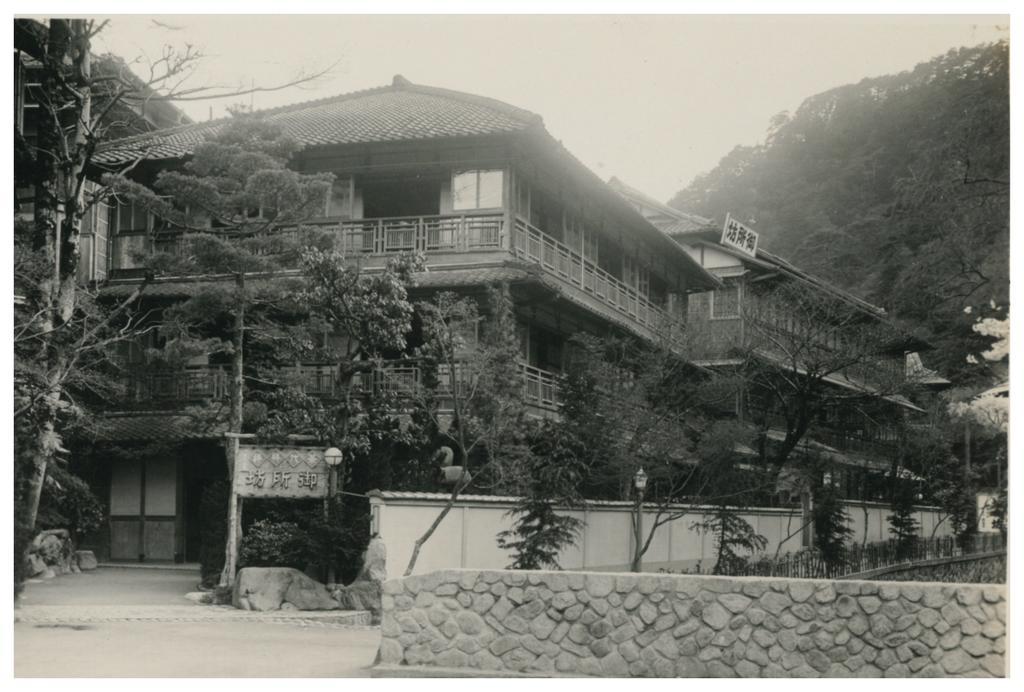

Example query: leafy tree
[670,42,1008,386]
[691,421,768,575]
[13,18,335,597]
[401,285,530,576]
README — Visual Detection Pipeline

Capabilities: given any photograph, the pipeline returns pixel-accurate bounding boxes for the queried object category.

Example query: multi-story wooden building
[610,177,934,499]
[83,77,721,562]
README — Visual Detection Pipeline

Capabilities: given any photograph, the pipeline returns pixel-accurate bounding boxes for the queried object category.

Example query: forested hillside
[670,42,1009,384]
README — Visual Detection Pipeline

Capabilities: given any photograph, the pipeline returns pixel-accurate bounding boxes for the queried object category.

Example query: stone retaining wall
[376,569,1006,677]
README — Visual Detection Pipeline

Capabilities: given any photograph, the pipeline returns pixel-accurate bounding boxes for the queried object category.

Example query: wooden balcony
[122,365,230,406]
[114,213,507,265]
[117,360,562,415]
[511,217,677,343]
[352,360,562,414]
[748,406,899,461]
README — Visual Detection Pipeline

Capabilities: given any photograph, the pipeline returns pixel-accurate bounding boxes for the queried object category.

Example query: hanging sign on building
[234,445,329,499]
[721,213,759,257]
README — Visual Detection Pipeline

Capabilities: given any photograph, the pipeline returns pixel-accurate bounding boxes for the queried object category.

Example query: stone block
[981,654,1005,677]
[455,610,485,635]
[789,581,816,603]
[586,574,615,598]
[74,550,98,571]
[941,648,979,675]
[590,638,614,658]
[554,652,578,673]
[701,601,731,630]
[600,651,630,676]
[759,591,791,616]
[718,592,752,613]
[501,648,536,672]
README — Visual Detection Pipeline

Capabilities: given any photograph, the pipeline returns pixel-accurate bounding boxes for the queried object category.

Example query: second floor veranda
[111,210,689,349]
[114,359,562,419]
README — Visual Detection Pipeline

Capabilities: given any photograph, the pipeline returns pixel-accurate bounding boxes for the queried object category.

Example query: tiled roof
[607,177,713,236]
[95,412,229,442]
[94,75,540,166]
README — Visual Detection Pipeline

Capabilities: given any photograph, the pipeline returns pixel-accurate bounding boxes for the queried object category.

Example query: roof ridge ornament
[392,74,412,87]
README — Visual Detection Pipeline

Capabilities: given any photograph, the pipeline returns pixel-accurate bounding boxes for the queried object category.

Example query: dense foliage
[671,42,1009,384]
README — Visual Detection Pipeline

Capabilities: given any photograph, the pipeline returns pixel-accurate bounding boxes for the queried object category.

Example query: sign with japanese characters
[234,445,329,499]
[721,213,759,257]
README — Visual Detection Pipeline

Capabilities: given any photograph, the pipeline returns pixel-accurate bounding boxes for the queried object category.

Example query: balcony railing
[123,365,230,405]
[115,213,506,267]
[749,406,899,460]
[353,360,561,413]
[118,360,561,414]
[329,214,504,254]
[510,217,675,341]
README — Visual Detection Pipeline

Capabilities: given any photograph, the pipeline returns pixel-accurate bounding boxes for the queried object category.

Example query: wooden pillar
[174,457,186,563]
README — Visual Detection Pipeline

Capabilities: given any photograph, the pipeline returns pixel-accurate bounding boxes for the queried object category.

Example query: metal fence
[722,532,1006,579]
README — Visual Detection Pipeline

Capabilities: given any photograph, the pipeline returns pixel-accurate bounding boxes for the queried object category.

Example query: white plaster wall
[375,495,954,579]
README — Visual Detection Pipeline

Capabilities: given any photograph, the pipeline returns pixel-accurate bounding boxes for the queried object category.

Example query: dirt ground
[14,567,381,677]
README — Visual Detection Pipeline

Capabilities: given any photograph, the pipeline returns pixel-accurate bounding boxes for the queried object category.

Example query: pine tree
[888,480,920,561]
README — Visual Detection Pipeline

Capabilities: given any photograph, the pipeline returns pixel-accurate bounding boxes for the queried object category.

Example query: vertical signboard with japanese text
[721,213,759,257]
[234,445,329,499]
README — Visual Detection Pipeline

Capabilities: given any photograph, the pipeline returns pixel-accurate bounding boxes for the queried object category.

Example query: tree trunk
[403,470,469,577]
[219,275,247,587]
[21,20,91,533]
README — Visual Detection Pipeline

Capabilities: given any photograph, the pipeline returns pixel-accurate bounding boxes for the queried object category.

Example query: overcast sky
[92,14,1007,202]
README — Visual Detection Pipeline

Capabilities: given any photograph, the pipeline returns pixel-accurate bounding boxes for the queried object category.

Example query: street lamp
[324,447,344,585]
[631,467,648,573]
[324,447,344,468]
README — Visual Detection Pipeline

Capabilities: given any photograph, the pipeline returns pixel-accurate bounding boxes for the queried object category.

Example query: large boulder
[232,567,338,611]
[329,537,387,619]
[333,580,381,612]
[75,550,98,571]
[359,537,387,583]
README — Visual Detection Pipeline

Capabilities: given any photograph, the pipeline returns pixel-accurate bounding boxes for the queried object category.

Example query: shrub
[239,519,311,569]
[36,465,105,542]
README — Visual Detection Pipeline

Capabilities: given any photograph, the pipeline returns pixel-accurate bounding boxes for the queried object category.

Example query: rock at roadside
[333,580,382,612]
[75,550,98,571]
[330,537,386,618]
[232,567,338,611]
[359,537,387,583]
[27,553,47,577]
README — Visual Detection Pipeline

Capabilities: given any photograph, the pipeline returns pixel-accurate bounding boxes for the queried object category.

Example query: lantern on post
[323,446,344,585]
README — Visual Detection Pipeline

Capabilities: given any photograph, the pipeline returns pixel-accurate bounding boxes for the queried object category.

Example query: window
[323,177,353,218]
[116,200,149,233]
[711,285,740,319]
[514,175,530,218]
[452,170,504,210]
[79,192,111,281]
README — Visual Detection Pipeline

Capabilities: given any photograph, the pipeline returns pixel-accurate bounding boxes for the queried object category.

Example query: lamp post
[324,447,343,584]
[631,467,648,573]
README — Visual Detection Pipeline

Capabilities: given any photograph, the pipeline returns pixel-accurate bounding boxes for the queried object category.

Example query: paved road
[15,620,381,677]
[18,566,201,606]
[14,567,381,677]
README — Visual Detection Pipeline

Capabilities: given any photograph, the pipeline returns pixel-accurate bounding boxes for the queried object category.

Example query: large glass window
[452,169,504,211]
